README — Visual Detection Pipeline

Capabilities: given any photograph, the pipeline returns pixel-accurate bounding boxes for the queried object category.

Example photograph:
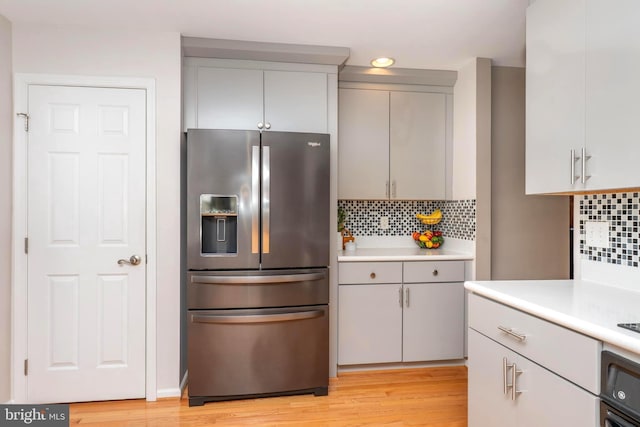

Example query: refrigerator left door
[187,129,260,270]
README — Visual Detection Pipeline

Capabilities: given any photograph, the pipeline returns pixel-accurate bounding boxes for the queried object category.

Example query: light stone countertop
[465,279,640,356]
[338,247,474,262]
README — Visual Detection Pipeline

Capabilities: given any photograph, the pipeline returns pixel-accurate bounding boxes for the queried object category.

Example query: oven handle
[604,410,637,427]
[191,272,325,285]
[191,309,325,324]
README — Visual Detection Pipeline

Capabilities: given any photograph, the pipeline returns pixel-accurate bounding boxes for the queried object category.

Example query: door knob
[118,255,142,266]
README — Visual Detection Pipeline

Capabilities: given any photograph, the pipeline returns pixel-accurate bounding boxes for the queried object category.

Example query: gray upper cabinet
[196,67,264,131]
[184,58,329,133]
[526,0,640,194]
[390,91,446,200]
[338,88,390,200]
[338,87,449,200]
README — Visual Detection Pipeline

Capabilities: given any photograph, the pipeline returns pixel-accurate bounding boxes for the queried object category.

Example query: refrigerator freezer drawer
[187,268,328,309]
[187,305,329,405]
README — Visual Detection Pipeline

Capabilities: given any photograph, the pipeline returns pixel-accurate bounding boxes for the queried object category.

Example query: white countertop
[465,279,640,356]
[338,247,474,262]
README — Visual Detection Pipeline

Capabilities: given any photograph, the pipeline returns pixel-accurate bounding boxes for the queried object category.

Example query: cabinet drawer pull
[370,272,376,280]
[432,269,438,276]
[498,325,527,342]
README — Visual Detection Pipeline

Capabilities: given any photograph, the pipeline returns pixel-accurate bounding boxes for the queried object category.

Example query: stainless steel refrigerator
[186,129,330,406]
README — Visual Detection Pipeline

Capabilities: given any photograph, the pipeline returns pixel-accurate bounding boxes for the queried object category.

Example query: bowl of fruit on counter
[412,230,444,249]
[413,210,444,249]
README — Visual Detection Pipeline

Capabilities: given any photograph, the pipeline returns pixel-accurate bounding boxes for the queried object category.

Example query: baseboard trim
[156,388,181,399]
[337,359,466,374]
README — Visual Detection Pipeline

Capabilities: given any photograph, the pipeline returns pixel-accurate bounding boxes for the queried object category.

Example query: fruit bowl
[412,230,444,249]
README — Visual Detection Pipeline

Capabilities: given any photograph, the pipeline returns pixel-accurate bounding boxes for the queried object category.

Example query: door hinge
[24,237,28,254]
[24,359,28,376]
[16,113,30,132]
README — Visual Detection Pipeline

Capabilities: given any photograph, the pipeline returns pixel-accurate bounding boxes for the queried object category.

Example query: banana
[416,209,442,225]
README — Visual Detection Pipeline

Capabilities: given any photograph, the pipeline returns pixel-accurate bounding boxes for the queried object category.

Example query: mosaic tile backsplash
[579,192,639,268]
[338,200,476,240]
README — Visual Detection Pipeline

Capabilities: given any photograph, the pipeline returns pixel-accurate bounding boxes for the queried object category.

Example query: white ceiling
[0,0,529,70]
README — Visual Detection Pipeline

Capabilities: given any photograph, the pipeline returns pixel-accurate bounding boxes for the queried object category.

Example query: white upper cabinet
[526,0,640,194]
[526,0,585,194]
[585,0,640,191]
[338,87,449,200]
[184,59,329,133]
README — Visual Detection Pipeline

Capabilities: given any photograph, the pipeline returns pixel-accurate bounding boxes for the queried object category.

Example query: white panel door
[390,91,446,200]
[338,89,390,199]
[402,282,464,362]
[264,70,327,133]
[337,284,402,365]
[27,85,146,403]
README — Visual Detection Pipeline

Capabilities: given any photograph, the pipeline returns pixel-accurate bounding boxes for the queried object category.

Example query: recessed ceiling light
[370,57,395,68]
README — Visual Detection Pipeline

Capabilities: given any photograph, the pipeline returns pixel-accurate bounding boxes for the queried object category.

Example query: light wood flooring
[70,366,468,426]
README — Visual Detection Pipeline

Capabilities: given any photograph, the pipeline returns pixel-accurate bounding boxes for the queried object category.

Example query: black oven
[601,351,640,427]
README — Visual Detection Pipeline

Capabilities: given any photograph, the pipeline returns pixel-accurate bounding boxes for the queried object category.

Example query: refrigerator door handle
[191,310,324,324]
[262,145,271,254]
[191,272,326,285]
[191,309,325,325]
[251,146,260,254]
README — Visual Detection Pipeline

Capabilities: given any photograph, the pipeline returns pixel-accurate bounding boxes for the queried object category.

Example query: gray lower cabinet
[467,294,600,426]
[337,260,465,366]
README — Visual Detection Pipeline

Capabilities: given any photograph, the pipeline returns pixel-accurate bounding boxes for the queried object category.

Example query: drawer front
[468,293,600,394]
[338,262,402,284]
[403,260,464,283]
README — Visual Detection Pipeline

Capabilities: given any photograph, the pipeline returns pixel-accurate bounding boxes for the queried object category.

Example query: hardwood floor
[70,366,468,426]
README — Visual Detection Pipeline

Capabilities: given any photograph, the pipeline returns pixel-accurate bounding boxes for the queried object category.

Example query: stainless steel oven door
[187,305,329,402]
[602,401,640,427]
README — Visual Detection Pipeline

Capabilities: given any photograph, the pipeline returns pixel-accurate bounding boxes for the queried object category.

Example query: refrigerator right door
[261,132,330,269]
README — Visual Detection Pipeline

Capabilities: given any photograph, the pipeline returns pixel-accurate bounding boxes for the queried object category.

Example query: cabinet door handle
[391,180,397,198]
[257,122,264,129]
[385,181,390,198]
[498,325,527,341]
[581,147,591,184]
[502,357,514,395]
[570,149,581,185]
[511,362,523,401]
[264,122,271,130]
[398,287,403,308]
[405,287,410,307]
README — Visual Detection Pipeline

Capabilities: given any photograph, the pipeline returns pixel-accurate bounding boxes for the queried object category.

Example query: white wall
[452,60,477,200]
[0,14,12,403]
[11,23,182,396]
[452,58,492,280]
